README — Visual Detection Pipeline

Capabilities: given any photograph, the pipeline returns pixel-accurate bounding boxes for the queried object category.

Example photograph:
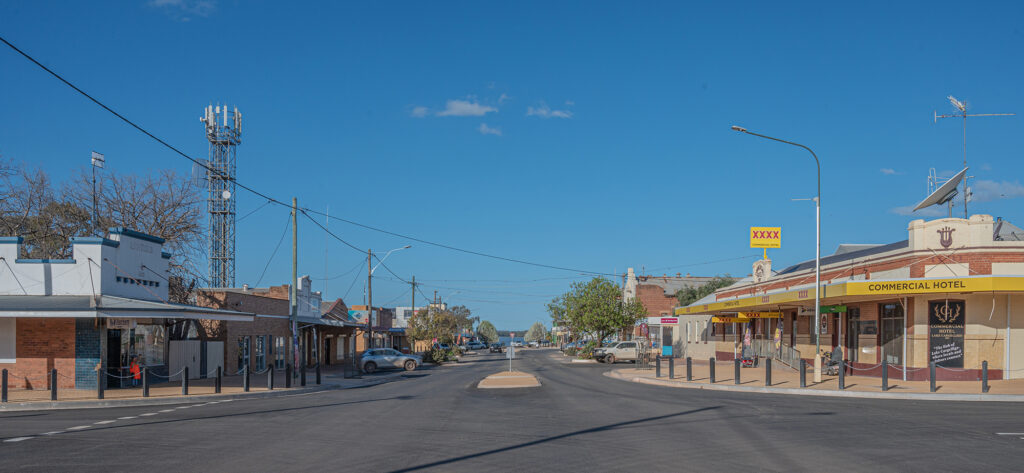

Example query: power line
[254,212,291,287]
[237,200,272,222]
[343,263,365,301]
[315,259,364,281]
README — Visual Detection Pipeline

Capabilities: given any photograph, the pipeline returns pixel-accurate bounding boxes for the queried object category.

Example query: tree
[676,276,736,306]
[476,320,499,344]
[562,277,647,347]
[406,307,460,346]
[524,322,547,342]
[449,305,478,333]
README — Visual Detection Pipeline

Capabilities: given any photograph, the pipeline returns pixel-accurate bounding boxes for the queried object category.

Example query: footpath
[0,365,412,412]
[605,357,1024,402]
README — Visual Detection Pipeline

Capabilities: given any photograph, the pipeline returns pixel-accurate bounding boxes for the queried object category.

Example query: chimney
[676,273,681,277]
[686,273,691,278]
[242,284,249,291]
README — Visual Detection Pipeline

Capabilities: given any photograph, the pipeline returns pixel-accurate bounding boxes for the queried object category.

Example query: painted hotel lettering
[865,280,966,292]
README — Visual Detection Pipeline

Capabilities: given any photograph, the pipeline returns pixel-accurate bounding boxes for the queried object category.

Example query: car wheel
[363,361,377,374]
[404,360,416,371]
[606,354,615,364]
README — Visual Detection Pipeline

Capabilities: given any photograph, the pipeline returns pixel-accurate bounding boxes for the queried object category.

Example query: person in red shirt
[130,357,141,387]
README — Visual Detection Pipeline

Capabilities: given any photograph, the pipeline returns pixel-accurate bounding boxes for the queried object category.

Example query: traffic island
[477,371,540,389]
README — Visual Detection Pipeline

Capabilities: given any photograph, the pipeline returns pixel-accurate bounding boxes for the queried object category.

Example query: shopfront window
[120,324,166,368]
[846,307,861,362]
[255,335,266,372]
[880,303,904,365]
[0,318,15,363]
[238,336,250,373]
[275,336,286,369]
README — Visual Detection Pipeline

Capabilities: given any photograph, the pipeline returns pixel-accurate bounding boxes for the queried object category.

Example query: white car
[360,348,422,374]
[512,341,523,347]
[467,341,487,350]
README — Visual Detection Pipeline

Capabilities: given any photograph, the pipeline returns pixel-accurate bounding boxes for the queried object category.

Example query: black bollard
[96,367,104,400]
[982,360,989,393]
[709,357,716,384]
[1,368,7,403]
[286,364,293,388]
[656,356,662,378]
[929,361,936,393]
[51,369,57,401]
[734,359,740,385]
[300,364,307,387]
[143,368,150,397]
[182,366,189,396]
[316,363,321,385]
[799,359,807,388]
[243,365,250,392]
[215,366,222,394]
[268,367,274,391]
[882,360,888,392]
[686,357,693,381]
[765,358,772,387]
[838,360,846,390]
[668,355,675,380]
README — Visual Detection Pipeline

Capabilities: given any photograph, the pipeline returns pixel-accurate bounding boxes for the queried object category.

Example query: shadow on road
[387,406,722,472]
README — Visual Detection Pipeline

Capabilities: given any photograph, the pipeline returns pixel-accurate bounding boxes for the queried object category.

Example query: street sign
[660,317,678,324]
[820,305,847,313]
[661,345,673,356]
[711,316,750,323]
[750,227,782,249]
[737,311,781,319]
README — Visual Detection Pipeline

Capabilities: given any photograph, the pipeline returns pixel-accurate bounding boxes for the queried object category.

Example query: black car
[489,343,504,353]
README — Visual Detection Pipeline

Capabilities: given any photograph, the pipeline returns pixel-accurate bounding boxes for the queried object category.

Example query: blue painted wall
[75,319,101,389]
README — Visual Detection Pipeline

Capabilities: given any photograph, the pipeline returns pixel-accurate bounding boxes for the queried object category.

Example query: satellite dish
[913,167,968,212]
[221,190,232,200]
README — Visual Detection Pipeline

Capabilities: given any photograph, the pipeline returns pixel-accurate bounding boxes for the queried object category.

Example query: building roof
[775,240,910,276]
[0,295,254,321]
[995,218,1024,241]
[636,275,721,297]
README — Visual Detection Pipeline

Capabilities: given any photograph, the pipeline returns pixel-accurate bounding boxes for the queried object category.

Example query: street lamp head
[402,245,412,249]
[731,125,747,133]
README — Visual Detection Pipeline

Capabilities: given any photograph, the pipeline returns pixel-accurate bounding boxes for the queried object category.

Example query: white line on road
[158,409,174,413]
[4,437,34,443]
[66,426,91,431]
[139,413,157,417]
[94,420,116,425]
[117,416,137,420]
[995,433,1024,435]
[39,431,62,436]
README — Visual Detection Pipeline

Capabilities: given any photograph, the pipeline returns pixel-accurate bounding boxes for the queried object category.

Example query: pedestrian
[130,356,141,387]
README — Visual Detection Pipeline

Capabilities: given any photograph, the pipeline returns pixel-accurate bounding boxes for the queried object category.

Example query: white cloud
[498,93,511,104]
[564,100,575,106]
[409,106,429,118]
[436,99,497,117]
[971,180,1024,203]
[880,168,897,175]
[890,205,944,217]
[526,102,573,119]
[478,123,502,136]
[981,163,992,171]
[149,0,215,19]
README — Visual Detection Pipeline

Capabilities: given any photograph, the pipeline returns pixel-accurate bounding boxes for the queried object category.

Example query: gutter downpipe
[902,296,908,382]
[1007,295,1012,379]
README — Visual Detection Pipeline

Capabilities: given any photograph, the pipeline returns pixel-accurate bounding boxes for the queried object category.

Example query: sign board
[819,305,847,313]
[929,300,965,368]
[750,227,782,249]
[106,318,135,330]
[737,312,781,319]
[711,316,750,323]
[846,279,970,296]
[661,317,678,324]
[661,345,673,356]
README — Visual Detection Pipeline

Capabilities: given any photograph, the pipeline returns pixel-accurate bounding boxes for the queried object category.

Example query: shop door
[880,303,904,365]
[106,329,123,388]
[846,308,860,363]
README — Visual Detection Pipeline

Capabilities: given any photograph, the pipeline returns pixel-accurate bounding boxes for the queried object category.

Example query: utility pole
[90,152,104,236]
[410,275,415,353]
[290,198,298,374]
[367,248,373,351]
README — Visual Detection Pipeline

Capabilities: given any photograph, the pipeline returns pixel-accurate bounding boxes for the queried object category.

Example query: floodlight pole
[731,126,822,359]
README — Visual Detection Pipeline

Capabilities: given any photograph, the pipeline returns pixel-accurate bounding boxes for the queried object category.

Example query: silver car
[361,348,422,374]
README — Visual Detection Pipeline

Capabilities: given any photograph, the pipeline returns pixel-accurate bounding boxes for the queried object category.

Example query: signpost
[750,226,782,259]
[507,332,515,371]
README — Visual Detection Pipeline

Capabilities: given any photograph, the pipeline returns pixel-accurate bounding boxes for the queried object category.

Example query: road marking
[66,426,91,431]
[117,416,137,420]
[175,406,190,409]
[158,409,174,413]
[996,433,1024,435]
[94,420,116,425]
[4,437,34,443]
[39,431,63,436]
[139,413,157,417]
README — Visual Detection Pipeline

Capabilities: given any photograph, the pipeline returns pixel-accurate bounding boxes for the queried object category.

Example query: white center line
[158,409,174,413]
[4,437,34,443]
[117,416,137,420]
[94,420,116,425]
[175,406,190,409]
[39,431,63,436]
[66,426,91,431]
[139,413,157,417]
[996,433,1024,435]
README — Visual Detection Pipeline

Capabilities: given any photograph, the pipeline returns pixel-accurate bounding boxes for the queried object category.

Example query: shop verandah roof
[0,294,254,321]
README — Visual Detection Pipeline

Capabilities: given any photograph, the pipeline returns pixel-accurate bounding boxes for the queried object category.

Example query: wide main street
[2,349,1023,472]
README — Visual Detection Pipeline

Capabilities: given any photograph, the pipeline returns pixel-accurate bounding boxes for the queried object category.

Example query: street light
[367,245,411,349]
[731,125,823,365]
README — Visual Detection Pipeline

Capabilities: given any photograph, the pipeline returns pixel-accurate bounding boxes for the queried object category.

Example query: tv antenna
[934,95,1014,218]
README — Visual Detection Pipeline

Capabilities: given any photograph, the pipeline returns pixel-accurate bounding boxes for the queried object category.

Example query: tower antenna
[934,96,1014,218]
[201,104,241,287]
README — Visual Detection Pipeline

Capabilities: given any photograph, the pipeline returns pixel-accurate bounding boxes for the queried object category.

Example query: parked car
[467,341,487,350]
[512,341,523,347]
[593,340,641,364]
[489,343,504,353]
[361,348,422,374]
[527,341,539,348]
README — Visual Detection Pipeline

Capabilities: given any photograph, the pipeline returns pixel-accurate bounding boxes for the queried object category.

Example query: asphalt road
[1,348,1023,472]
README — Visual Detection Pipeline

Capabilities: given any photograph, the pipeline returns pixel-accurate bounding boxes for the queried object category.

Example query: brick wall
[74,318,101,390]
[636,284,676,317]
[0,318,77,389]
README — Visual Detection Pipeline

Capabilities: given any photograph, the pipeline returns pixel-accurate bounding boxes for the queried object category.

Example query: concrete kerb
[604,369,1024,402]
[0,373,405,413]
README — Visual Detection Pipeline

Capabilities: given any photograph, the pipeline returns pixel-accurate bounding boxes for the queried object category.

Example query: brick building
[623,268,718,317]
[674,215,1024,380]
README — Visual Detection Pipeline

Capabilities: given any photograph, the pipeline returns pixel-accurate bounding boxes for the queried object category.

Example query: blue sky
[2,1,1023,330]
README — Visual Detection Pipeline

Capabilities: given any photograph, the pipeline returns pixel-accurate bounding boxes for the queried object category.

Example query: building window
[255,336,267,372]
[0,318,15,363]
[238,336,250,373]
[275,336,286,369]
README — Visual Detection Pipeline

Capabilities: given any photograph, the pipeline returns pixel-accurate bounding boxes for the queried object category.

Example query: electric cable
[254,212,291,287]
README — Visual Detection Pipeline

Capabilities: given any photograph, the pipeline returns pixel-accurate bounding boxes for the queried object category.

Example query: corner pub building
[674,214,1024,381]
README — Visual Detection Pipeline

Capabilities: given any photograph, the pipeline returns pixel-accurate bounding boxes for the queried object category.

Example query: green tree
[675,276,736,306]
[524,322,547,342]
[406,307,460,346]
[561,277,647,347]
[476,320,499,344]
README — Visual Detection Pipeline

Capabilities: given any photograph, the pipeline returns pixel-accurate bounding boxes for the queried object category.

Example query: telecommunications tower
[201,104,241,288]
